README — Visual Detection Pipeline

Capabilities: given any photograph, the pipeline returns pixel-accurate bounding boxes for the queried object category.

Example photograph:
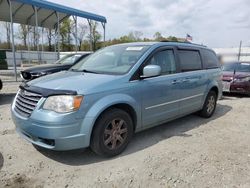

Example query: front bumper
[11,106,93,151]
[230,82,250,95]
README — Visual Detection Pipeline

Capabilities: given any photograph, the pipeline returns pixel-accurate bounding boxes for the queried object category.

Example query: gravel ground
[0,82,250,188]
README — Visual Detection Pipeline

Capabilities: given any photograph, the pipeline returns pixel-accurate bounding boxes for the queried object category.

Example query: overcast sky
[1,0,249,48]
[51,0,250,48]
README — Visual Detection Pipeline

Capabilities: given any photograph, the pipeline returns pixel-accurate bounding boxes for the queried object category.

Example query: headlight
[31,72,47,77]
[43,95,83,113]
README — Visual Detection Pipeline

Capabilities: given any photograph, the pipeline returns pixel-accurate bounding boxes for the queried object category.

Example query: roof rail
[160,40,190,43]
[160,40,207,47]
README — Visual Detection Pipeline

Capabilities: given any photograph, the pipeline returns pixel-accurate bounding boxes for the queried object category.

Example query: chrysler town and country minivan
[11,42,222,157]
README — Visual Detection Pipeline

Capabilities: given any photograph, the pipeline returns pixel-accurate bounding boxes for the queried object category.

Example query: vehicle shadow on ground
[222,93,250,99]
[36,104,232,166]
[0,152,4,170]
[0,93,16,106]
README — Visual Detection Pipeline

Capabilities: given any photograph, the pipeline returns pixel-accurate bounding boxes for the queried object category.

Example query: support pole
[8,0,17,81]
[74,16,78,52]
[54,28,57,60]
[56,12,60,60]
[41,28,44,52]
[87,19,92,51]
[34,6,40,63]
[41,27,44,63]
[27,26,31,65]
[238,40,242,61]
[102,22,106,47]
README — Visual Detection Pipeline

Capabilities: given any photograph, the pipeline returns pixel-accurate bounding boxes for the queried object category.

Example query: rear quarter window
[202,49,220,69]
[178,50,202,72]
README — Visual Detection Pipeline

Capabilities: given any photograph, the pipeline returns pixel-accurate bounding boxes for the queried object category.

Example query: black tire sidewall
[90,108,134,157]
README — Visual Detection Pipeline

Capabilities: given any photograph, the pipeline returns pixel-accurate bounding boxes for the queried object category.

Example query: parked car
[11,42,222,157]
[0,78,2,90]
[222,61,250,95]
[20,52,91,81]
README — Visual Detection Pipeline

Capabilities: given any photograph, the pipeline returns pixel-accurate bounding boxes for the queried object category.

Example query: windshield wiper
[70,68,80,72]
[70,69,100,74]
[81,69,100,74]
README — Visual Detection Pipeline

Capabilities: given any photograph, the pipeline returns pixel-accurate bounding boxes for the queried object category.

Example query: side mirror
[141,65,161,78]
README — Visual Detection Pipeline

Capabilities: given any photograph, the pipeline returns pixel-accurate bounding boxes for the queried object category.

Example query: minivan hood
[27,71,123,95]
[222,71,250,81]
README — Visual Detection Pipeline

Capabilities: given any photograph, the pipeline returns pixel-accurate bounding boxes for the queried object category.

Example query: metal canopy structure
[0,0,106,28]
[0,0,107,81]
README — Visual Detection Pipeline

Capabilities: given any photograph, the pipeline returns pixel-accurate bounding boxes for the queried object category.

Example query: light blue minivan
[11,42,222,157]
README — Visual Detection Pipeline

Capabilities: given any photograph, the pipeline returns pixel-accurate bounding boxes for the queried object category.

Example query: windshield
[56,54,80,65]
[222,63,236,72]
[70,45,150,75]
[222,62,250,72]
[237,63,250,72]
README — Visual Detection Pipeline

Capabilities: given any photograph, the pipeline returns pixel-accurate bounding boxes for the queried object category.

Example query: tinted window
[237,63,250,72]
[202,49,220,69]
[179,50,202,71]
[148,50,176,75]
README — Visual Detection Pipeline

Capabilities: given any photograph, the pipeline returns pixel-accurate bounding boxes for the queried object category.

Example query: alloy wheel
[207,96,215,114]
[103,119,128,150]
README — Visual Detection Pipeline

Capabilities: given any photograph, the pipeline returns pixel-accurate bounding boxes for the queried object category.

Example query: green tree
[73,23,87,51]
[2,22,11,49]
[166,36,178,42]
[153,32,163,41]
[87,21,102,51]
[45,28,56,51]
[17,24,29,49]
[60,18,74,51]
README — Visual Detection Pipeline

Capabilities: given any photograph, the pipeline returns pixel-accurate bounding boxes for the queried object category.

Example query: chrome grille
[14,89,42,117]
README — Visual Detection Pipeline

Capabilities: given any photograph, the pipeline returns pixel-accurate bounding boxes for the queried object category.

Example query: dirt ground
[0,80,250,188]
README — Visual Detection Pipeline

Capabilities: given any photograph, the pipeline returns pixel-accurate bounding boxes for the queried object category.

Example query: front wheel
[199,91,217,118]
[90,108,134,157]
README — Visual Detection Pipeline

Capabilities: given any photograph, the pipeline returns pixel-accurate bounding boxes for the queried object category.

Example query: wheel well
[94,103,137,132]
[210,86,218,98]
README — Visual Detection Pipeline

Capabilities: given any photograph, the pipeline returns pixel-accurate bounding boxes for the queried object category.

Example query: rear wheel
[90,108,134,157]
[199,91,217,118]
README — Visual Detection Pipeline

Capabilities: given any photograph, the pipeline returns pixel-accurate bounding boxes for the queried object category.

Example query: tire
[90,108,134,157]
[0,79,2,90]
[199,91,217,118]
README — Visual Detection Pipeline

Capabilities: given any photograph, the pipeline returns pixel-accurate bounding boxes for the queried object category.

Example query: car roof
[112,41,210,50]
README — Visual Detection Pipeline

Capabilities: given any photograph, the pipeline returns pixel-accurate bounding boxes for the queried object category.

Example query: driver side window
[148,50,176,75]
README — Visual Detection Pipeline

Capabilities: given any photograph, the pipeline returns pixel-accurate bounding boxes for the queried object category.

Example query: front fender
[79,93,141,147]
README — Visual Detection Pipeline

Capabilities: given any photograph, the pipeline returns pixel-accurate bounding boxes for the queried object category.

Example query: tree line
[0,18,186,52]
